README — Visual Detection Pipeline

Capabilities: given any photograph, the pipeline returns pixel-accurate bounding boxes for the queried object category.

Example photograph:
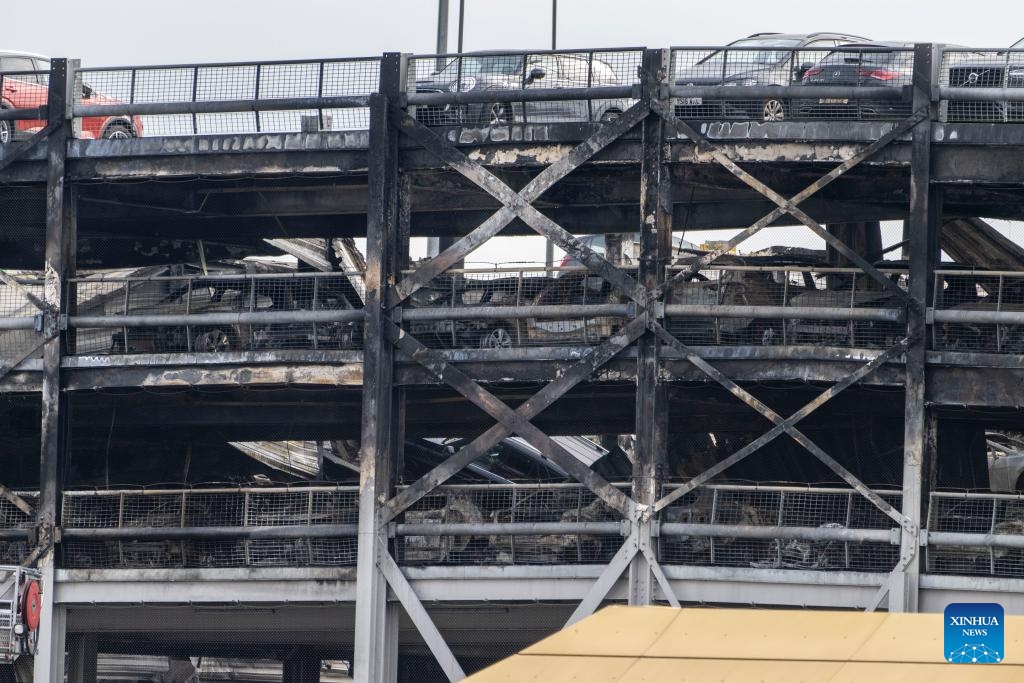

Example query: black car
[673,32,869,122]
[944,37,1024,122]
[794,42,913,120]
[412,51,633,126]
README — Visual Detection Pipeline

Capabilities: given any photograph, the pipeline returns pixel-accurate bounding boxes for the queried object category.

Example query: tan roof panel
[468,654,639,682]
[524,606,679,658]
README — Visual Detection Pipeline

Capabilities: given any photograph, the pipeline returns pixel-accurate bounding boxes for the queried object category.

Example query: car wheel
[0,112,10,144]
[761,99,786,122]
[194,328,233,353]
[102,122,134,140]
[479,327,512,350]
[481,102,510,127]
[599,109,622,124]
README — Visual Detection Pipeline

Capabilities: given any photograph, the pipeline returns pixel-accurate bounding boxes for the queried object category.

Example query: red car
[0,50,142,143]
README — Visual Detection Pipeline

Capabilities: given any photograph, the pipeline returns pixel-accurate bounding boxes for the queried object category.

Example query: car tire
[479,102,510,127]
[102,121,135,140]
[0,107,11,144]
[761,98,786,122]
[599,109,622,124]
[194,328,234,353]
[479,326,513,350]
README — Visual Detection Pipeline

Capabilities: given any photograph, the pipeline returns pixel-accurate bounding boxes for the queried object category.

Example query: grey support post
[629,48,672,605]
[891,43,938,612]
[354,53,404,683]
[35,57,77,683]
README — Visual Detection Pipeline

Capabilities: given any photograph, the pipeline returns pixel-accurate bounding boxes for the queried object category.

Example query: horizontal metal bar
[0,529,29,540]
[659,523,895,544]
[0,317,40,330]
[934,269,1024,277]
[402,303,631,322]
[61,524,358,540]
[669,85,905,100]
[68,309,363,328]
[0,107,48,121]
[664,483,902,496]
[394,522,624,536]
[664,304,905,323]
[407,85,633,106]
[78,56,380,72]
[70,271,363,284]
[395,483,629,492]
[930,491,1024,501]
[73,95,371,119]
[63,486,357,497]
[940,87,1024,102]
[932,309,1024,325]
[928,531,1024,550]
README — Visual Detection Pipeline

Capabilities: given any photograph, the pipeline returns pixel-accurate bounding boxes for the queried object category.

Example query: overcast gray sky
[15,0,1024,66]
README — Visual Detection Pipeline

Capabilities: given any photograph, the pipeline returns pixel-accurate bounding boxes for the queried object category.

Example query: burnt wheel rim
[481,328,512,349]
[0,121,10,144]
[105,127,132,140]
[762,100,785,122]
[488,104,509,126]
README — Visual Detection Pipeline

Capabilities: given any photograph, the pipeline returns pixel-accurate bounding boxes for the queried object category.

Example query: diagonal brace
[382,316,649,522]
[651,322,910,527]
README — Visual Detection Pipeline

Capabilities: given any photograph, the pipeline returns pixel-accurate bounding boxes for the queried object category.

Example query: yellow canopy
[467,606,1024,682]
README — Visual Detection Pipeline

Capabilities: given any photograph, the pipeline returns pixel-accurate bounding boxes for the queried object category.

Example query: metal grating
[60,487,358,569]
[408,49,641,126]
[73,58,380,137]
[934,270,1024,353]
[927,492,1024,577]
[396,484,625,566]
[670,46,913,122]
[70,271,363,355]
[940,49,1024,123]
[664,266,907,349]
[658,484,901,572]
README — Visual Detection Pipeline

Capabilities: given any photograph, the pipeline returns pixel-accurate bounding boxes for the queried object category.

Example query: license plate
[679,97,703,106]
[819,98,849,105]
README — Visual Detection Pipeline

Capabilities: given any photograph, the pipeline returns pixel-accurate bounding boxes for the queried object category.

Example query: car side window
[557,56,589,85]
[590,60,619,85]
[1,57,37,76]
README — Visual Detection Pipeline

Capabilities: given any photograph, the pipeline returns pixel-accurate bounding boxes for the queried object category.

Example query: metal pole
[354,54,403,683]
[436,0,449,55]
[552,0,557,50]
[457,0,465,53]
[36,56,76,683]
[891,43,937,614]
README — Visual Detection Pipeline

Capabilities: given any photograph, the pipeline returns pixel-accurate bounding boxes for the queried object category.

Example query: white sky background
[16,0,1024,265]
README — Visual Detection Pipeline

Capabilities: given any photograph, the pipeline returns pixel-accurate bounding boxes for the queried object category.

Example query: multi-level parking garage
[2,42,1024,680]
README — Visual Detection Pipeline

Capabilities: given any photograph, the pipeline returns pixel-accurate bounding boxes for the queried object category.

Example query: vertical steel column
[629,48,672,605]
[354,53,404,683]
[891,43,937,613]
[35,57,76,683]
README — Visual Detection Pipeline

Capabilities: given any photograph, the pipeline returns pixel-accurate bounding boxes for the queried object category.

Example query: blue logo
[944,603,1004,663]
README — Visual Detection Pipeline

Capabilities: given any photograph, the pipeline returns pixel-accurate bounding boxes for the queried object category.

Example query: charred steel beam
[659,523,895,544]
[931,309,1024,325]
[927,532,1024,549]
[61,525,358,540]
[67,309,363,328]
[0,107,48,121]
[394,522,624,536]
[663,305,905,323]
[400,303,632,321]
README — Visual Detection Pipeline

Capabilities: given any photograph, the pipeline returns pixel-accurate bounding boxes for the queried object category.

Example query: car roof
[741,32,871,42]
[0,50,50,60]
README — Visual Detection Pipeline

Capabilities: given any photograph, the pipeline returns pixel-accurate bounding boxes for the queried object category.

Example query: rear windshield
[819,49,900,66]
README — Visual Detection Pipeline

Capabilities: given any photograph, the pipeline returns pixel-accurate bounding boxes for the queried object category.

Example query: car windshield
[695,38,803,75]
[434,54,524,80]
[1012,37,1024,50]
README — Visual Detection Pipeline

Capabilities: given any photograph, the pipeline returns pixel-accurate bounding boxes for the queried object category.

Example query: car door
[0,56,48,132]
[523,54,565,122]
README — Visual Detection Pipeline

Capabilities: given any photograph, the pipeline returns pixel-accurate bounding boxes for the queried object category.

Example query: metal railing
[933,269,1024,354]
[927,491,1024,577]
[658,483,902,572]
[939,48,1024,123]
[669,45,914,122]
[67,271,364,356]
[70,57,380,138]
[60,486,359,569]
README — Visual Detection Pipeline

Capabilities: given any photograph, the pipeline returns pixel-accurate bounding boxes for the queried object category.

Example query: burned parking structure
[1,42,1024,681]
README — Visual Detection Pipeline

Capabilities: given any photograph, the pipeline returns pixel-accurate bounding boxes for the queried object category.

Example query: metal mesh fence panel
[403,267,632,350]
[407,49,641,126]
[670,46,913,123]
[934,270,1024,353]
[928,492,1024,578]
[60,487,358,569]
[69,272,363,355]
[0,71,50,144]
[658,484,901,572]
[940,49,1024,123]
[73,57,379,138]
[664,266,908,349]
[395,484,625,566]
